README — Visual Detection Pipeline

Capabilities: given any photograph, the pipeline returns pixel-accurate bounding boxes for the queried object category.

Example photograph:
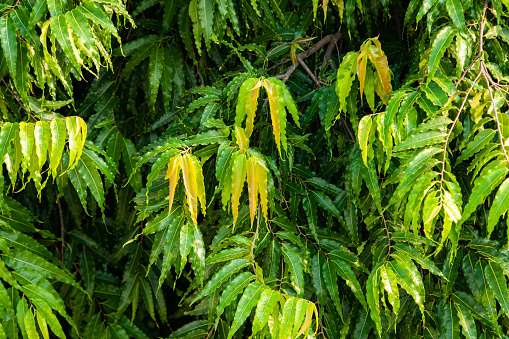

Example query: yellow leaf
[235,126,249,150]
[255,157,268,222]
[357,41,370,103]
[290,44,297,68]
[295,301,317,338]
[246,156,258,226]
[181,154,199,227]
[231,151,247,227]
[165,155,181,215]
[190,153,206,217]
[323,0,329,18]
[245,79,262,137]
[263,79,282,156]
[368,39,391,97]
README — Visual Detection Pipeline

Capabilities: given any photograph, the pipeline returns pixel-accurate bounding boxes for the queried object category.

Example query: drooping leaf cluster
[1,0,509,338]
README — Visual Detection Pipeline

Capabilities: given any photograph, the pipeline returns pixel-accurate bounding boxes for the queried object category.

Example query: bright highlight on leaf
[165,152,206,228]
[235,77,301,157]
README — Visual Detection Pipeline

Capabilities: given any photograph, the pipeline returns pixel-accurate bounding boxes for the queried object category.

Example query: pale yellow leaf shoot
[263,79,283,156]
[245,79,263,137]
[246,156,258,226]
[165,155,181,216]
[357,41,370,104]
[368,38,392,98]
[231,151,247,227]
[166,153,206,228]
[235,126,249,150]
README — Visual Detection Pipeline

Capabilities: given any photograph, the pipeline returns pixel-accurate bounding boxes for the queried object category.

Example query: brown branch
[297,57,321,87]
[275,31,342,83]
[1,78,27,114]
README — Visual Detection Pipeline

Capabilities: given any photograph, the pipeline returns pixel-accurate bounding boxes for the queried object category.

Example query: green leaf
[194,259,251,303]
[455,303,477,339]
[178,223,194,276]
[0,123,18,169]
[384,90,409,151]
[215,272,255,323]
[227,281,265,339]
[79,249,95,295]
[387,256,425,316]
[392,244,443,276]
[459,161,509,227]
[443,300,460,339]
[311,253,327,306]
[50,15,82,77]
[251,288,280,337]
[380,265,400,318]
[322,259,342,320]
[428,25,457,80]
[358,115,373,166]
[149,44,164,108]
[49,119,67,179]
[333,258,367,310]
[394,131,446,152]
[302,192,318,242]
[488,177,509,238]
[456,129,496,165]
[366,263,382,336]
[5,249,83,292]
[446,0,466,34]
[281,243,305,297]
[197,0,214,50]
[0,17,17,83]
[76,154,106,215]
[484,261,509,317]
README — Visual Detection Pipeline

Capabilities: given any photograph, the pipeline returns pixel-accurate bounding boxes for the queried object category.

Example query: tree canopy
[0,0,509,338]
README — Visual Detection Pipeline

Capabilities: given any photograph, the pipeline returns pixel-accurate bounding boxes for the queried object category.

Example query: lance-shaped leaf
[368,38,391,97]
[428,25,457,80]
[392,244,443,276]
[215,272,255,324]
[282,243,305,297]
[0,123,18,169]
[323,259,342,319]
[149,43,164,108]
[178,223,194,276]
[264,78,286,156]
[246,156,258,226]
[379,265,400,318]
[165,155,181,215]
[366,263,382,336]
[49,119,67,179]
[458,161,509,227]
[231,151,247,226]
[456,129,496,165]
[336,51,357,114]
[333,258,367,310]
[20,122,35,175]
[485,261,509,317]
[358,115,373,166]
[76,154,105,214]
[50,15,82,77]
[34,121,51,171]
[0,17,17,83]
[66,116,87,171]
[388,255,425,316]
[455,303,477,339]
[251,288,280,337]
[255,157,268,222]
[279,297,297,339]
[487,177,509,239]
[446,0,466,34]
[443,300,460,339]
[393,131,446,152]
[194,258,251,303]
[227,281,265,339]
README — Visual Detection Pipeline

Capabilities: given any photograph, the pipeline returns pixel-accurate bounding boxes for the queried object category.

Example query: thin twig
[274,31,342,83]
[297,57,321,87]
[1,78,27,114]
[481,63,509,165]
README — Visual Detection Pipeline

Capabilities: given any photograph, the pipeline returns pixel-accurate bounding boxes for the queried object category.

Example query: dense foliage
[1,0,509,337]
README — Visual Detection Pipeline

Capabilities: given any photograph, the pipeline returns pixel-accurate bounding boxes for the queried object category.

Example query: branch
[275,31,342,83]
